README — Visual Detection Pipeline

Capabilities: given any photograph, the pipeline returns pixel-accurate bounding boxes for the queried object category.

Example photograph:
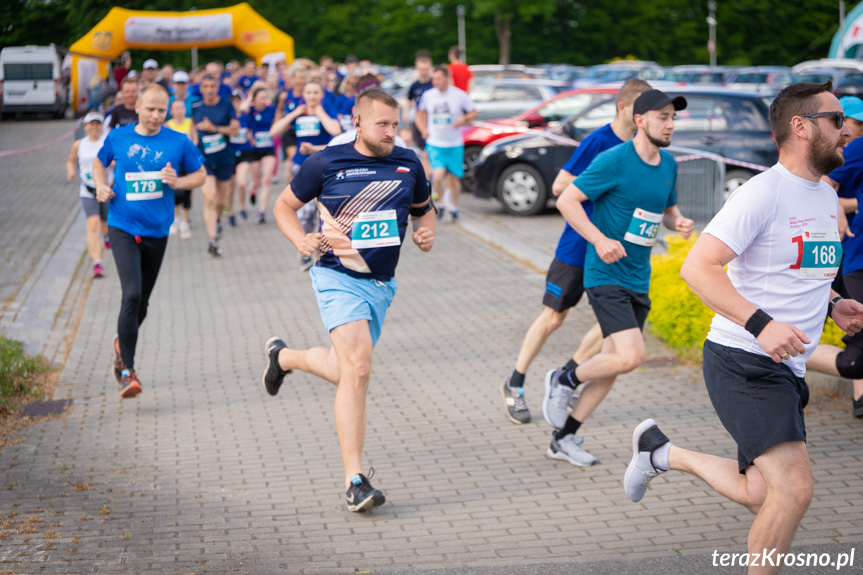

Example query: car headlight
[504,146,523,160]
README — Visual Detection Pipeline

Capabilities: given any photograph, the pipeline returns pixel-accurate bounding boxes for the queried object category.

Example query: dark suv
[473,87,777,215]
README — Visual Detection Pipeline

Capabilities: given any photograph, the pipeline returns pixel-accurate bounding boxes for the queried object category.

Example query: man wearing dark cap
[541,89,694,466]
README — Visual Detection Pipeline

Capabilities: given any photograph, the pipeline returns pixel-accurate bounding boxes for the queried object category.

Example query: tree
[472,0,556,64]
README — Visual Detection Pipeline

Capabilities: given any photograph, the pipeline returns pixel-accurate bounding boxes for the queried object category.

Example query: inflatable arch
[69,2,294,111]
[830,4,863,59]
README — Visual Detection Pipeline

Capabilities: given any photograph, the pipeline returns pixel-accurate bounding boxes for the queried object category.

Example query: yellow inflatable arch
[69,2,294,111]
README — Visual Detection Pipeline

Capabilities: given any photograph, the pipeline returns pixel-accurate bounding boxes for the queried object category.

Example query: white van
[0,45,67,119]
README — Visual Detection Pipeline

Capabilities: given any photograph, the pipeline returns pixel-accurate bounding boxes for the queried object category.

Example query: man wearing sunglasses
[627,82,863,574]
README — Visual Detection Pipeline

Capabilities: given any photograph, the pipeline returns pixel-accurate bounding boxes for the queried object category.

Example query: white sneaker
[169,222,179,236]
[179,221,191,240]
[547,434,596,466]
[624,418,669,503]
[542,369,573,430]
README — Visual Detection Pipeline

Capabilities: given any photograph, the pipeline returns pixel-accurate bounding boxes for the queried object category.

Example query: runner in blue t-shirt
[242,86,278,224]
[260,88,435,512]
[542,89,693,466]
[192,74,239,257]
[237,58,258,95]
[270,79,343,267]
[273,67,308,186]
[501,80,652,427]
[230,91,255,224]
[92,84,206,400]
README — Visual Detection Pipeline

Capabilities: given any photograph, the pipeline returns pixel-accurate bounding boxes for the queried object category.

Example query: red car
[462,87,618,190]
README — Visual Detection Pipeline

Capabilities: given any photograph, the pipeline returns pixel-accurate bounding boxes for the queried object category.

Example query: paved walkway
[0,129,861,573]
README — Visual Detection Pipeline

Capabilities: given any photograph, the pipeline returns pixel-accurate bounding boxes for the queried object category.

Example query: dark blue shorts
[203,156,234,182]
[702,339,809,474]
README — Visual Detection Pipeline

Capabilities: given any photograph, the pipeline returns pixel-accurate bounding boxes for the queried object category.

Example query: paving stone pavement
[1,140,862,573]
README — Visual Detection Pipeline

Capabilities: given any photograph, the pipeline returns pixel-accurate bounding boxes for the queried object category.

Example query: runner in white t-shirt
[416,66,476,221]
[623,81,863,573]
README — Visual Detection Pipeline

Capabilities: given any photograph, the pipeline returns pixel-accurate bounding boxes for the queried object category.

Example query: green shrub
[648,234,846,360]
[0,337,48,411]
[648,234,713,361]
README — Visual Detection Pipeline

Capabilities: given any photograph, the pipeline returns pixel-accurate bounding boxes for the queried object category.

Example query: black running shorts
[702,339,809,474]
[585,284,650,338]
[542,258,585,312]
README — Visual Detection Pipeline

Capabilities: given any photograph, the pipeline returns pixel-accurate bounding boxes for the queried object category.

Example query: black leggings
[109,226,168,371]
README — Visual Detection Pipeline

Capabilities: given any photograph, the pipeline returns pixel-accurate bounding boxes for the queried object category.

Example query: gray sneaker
[501,379,531,424]
[547,433,596,466]
[542,369,573,429]
[624,418,669,503]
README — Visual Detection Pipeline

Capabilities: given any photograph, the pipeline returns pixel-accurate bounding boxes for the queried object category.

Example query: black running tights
[109,226,168,371]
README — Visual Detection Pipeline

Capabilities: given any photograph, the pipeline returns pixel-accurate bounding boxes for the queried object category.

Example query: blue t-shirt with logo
[243,105,277,151]
[238,75,257,94]
[292,101,341,166]
[192,98,236,165]
[829,137,863,273]
[97,124,203,238]
[291,143,430,281]
[555,124,623,267]
[575,140,678,293]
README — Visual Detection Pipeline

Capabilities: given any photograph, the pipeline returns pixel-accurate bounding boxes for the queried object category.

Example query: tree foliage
[0,0,855,68]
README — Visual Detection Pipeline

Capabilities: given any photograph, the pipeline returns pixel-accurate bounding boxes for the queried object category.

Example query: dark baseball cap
[633,89,687,117]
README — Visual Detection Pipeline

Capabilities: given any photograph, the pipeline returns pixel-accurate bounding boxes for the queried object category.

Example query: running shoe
[103,235,111,250]
[501,378,531,424]
[299,257,313,272]
[547,433,595,466]
[624,418,670,503]
[208,240,222,257]
[250,188,257,205]
[261,336,291,396]
[436,207,447,221]
[450,209,460,222]
[179,221,191,240]
[119,369,142,399]
[228,215,237,228]
[345,470,385,512]
[93,262,104,278]
[542,369,572,430]
[255,211,266,225]
[240,210,248,220]
[169,222,179,236]
[853,395,863,418]
[113,337,124,384]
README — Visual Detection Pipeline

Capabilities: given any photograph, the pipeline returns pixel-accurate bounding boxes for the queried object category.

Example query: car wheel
[724,169,753,201]
[497,163,548,215]
[461,145,482,193]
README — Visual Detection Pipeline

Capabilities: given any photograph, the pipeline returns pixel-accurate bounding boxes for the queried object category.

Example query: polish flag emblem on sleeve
[396,166,410,173]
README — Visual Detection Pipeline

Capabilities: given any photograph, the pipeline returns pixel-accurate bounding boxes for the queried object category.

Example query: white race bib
[125,171,163,201]
[295,115,321,138]
[351,210,400,249]
[254,131,274,148]
[623,208,663,247]
[202,133,226,154]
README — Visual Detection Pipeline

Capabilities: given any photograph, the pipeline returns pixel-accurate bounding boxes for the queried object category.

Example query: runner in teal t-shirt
[540,89,694,467]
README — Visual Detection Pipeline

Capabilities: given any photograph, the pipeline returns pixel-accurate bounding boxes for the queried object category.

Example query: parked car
[461,87,618,190]
[469,64,549,80]
[725,66,796,92]
[380,67,415,99]
[474,87,777,215]
[663,65,731,86]
[834,72,863,97]
[468,78,570,121]
[573,61,664,88]
[792,58,863,75]
[0,44,67,119]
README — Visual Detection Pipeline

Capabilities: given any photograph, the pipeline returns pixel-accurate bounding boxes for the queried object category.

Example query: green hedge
[648,234,843,360]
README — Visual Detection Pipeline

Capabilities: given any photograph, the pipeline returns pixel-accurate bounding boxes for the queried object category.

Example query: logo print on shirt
[396,166,410,173]
[336,171,345,180]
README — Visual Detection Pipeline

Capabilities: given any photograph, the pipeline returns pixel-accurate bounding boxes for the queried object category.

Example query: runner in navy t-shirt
[500,79,651,428]
[92,84,206,399]
[243,86,278,223]
[192,75,239,256]
[274,67,307,185]
[261,88,435,512]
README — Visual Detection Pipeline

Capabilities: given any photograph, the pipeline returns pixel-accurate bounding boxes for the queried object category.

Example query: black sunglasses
[796,111,845,129]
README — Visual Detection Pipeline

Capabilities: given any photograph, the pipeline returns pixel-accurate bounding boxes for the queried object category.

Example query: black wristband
[828,296,843,319]
[744,309,773,338]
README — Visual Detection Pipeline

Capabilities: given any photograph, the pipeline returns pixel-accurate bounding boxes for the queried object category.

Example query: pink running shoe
[93,262,104,278]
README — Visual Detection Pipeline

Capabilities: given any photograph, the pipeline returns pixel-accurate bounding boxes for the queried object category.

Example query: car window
[536,93,596,122]
[840,74,863,87]
[673,97,727,132]
[728,98,771,131]
[493,86,542,101]
[4,63,53,80]
[733,73,767,84]
[569,100,616,137]
[469,84,495,103]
